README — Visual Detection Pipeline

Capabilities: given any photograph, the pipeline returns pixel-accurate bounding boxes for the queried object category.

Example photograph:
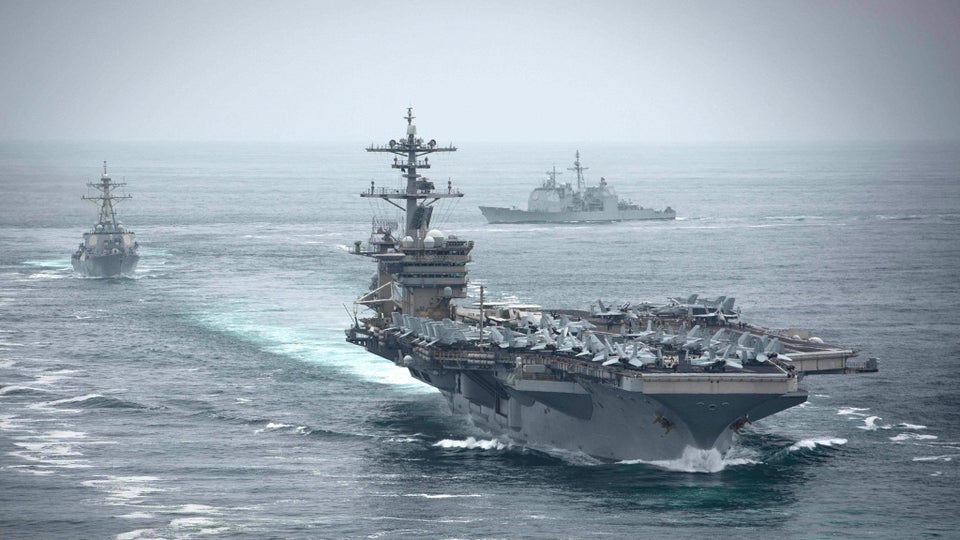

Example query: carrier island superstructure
[345,110,875,462]
[72,162,139,277]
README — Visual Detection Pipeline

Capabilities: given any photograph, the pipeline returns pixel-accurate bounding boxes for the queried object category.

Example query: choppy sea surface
[1,140,959,538]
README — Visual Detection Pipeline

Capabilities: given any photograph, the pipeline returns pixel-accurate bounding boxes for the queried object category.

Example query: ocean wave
[82,475,164,504]
[912,455,956,462]
[0,385,53,396]
[433,437,508,451]
[856,416,892,431]
[889,433,938,442]
[836,406,870,416]
[29,393,146,411]
[402,493,484,499]
[787,437,848,452]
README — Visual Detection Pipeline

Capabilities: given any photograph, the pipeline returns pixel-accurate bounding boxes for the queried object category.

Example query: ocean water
[1,139,959,538]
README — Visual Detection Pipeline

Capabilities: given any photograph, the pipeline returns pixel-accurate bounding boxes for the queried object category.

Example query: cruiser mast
[568,150,588,193]
[82,161,132,232]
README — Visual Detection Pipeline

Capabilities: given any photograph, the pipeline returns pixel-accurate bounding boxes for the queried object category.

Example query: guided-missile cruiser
[479,151,675,223]
[345,110,875,462]
[71,162,140,277]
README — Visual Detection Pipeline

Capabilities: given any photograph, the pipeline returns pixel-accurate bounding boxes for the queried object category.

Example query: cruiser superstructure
[346,110,874,462]
[479,151,676,223]
[71,162,139,277]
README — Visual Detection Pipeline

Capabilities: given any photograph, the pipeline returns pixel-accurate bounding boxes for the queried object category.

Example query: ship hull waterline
[71,252,139,278]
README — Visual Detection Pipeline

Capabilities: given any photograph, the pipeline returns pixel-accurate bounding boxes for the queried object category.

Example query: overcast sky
[1,0,958,142]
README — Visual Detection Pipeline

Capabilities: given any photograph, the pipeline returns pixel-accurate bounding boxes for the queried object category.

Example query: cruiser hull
[72,252,139,277]
[479,206,676,224]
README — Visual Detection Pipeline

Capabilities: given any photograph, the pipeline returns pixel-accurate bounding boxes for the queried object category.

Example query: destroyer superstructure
[346,110,874,462]
[479,151,675,223]
[71,162,139,277]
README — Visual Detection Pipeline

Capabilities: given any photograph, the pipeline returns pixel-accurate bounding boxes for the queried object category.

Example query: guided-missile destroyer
[346,110,875,462]
[71,162,140,277]
[479,151,675,223]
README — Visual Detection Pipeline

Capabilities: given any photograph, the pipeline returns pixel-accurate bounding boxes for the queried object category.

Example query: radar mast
[364,107,461,240]
[356,109,473,320]
[82,161,132,232]
[568,150,588,192]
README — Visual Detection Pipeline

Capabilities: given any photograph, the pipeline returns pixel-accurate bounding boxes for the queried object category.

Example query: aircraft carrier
[479,151,675,223]
[345,110,875,462]
[71,162,140,277]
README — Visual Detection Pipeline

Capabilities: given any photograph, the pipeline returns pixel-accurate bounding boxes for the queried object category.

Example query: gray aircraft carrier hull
[479,205,676,224]
[403,358,806,462]
[71,252,139,278]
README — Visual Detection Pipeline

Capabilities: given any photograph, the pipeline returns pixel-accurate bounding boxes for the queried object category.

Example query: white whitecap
[403,493,483,499]
[857,416,892,431]
[116,528,154,540]
[787,437,848,452]
[837,407,869,416]
[170,517,217,529]
[889,433,938,442]
[912,455,955,462]
[433,437,507,451]
[898,423,927,430]
[623,446,760,473]
[116,512,155,519]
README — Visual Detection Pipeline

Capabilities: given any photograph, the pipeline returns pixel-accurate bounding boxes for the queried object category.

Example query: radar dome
[427,229,444,239]
[402,236,414,248]
[423,236,436,248]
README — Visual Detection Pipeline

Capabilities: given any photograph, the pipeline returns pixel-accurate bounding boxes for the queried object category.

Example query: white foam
[117,512,155,519]
[13,441,82,456]
[0,385,51,395]
[170,517,217,529]
[0,359,16,368]
[83,476,164,503]
[622,446,760,473]
[402,493,483,499]
[433,437,507,450]
[898,423,928,430]
[912,455,956,462]
[197,310,435,393]
[788,437,848,452]
[889,433,938,442]
[4,465,56,475]
[116,529,154,540]
[856,416,892,431]
[172,504,222,515]
[837,407,869,416]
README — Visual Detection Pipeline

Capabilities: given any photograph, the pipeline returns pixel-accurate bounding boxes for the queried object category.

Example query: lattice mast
[358,109,473,320]
[363,108,461,241]
[82,161,131,232]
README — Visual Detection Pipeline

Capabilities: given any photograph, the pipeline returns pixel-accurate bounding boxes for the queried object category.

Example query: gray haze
[1,0,958,142]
